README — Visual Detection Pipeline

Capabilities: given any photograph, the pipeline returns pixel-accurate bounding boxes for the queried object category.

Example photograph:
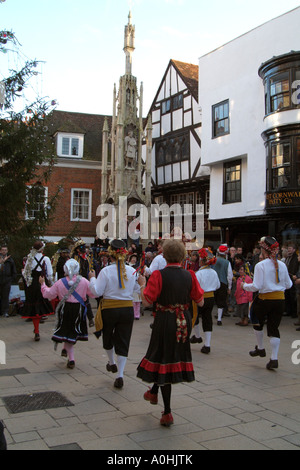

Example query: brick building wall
[32,162,102,243]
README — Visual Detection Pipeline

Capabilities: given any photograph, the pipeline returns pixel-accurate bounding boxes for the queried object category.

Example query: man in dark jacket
[0,245,17,317]
[284,241,299,318]
[0,421,7,450]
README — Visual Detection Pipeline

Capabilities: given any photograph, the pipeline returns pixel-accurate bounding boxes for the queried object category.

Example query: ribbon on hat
[117,259,125,289]
[108,244,128,289]
[260,237,280,283]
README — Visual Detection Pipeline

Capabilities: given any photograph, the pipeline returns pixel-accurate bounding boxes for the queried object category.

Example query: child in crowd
[235,264,253,326]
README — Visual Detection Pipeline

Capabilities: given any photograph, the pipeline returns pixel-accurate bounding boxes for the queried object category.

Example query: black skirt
[137,308,195,385]
[52,302,88,344]
[22,271,54,319]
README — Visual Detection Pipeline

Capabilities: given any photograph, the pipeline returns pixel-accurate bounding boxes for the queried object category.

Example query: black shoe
[67,360,75,369]
[114,377,124,389]
[201,345,211,354]
[106,362,118,373]
[190,335,203,344]
[266,359,278,370]
[217,321,222,326]
[249,345,266,357]
[34,333,40,342]
[61,349,68,357]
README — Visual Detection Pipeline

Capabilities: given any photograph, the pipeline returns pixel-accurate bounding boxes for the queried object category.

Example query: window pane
[270,73,289,94]
[71,138,79,156]
[26,186,46,219]
[162,99,171,114]
[72,190,90,220]
[62,137,69,155]
[213,101,229,137]
[272,149,290,189]
[224,161,241,203]
[224,101,229,117]
[173,94,183,110]
[270,72,290,111]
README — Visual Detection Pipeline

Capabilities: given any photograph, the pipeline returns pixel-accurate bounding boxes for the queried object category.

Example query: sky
[0,0,299,116]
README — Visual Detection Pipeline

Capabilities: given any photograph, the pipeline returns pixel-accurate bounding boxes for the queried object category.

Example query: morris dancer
[40,259,96,369]
[137,239,204,427]
[71,239,95,327]
[212,244,233,325]
[144,239,166,276]
[242,236,292,370]
[191,248,220,354]
[22,241,54,341]
[89,239,142,389]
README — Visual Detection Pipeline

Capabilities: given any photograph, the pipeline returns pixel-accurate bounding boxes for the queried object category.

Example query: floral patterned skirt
[137,306,195,385]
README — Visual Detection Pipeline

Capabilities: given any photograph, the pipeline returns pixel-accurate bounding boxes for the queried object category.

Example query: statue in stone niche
[124,130,137,168]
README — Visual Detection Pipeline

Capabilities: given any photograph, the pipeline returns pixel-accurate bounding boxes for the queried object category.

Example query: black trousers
[102,307,134,357]
[0,283,11,316]
[253,298,285,338]
[285,286,297,317]
[196,298,214,332]
[214,283,228,309]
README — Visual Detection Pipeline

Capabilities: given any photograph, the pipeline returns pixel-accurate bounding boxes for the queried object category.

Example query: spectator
[235,264,253,326]
[190,251,200,272]
[0,420,7,450]
[292,251,300,331]
[0,245,17,318]
[284,241,299,318]
[145,242,156,253]
[56,248,70,280]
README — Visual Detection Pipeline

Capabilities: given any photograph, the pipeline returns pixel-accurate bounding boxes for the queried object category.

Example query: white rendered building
[199,7,300,250]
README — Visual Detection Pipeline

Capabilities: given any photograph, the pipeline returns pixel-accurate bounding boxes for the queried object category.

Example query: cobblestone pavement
[0,302,300,451]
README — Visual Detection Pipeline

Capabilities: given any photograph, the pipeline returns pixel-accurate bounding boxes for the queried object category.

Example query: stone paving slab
[0,305,300,452]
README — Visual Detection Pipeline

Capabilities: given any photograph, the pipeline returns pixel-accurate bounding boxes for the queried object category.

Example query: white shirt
[89,263,140,300]
[25,253,53,280]
[243,258,292,294]
[195,267,220,293]
[145,253,167,276]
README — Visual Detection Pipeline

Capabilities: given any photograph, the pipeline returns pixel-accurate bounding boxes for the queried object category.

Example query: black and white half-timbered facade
[143,59,220,247]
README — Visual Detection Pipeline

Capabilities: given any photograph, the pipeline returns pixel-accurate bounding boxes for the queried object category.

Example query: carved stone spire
[124,10,135,75]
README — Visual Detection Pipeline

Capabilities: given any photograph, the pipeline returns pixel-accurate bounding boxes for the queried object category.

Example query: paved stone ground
[0,302,300,451]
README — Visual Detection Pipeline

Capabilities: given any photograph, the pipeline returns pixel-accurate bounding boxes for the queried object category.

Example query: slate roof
[147,59,199,116]
[48,110,112,162]
[171,59,198,101]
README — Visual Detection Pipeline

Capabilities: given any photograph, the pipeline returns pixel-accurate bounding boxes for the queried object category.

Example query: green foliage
[0,39,60,265]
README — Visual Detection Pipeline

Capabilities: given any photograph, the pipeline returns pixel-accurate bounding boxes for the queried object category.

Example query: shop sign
[266,190,300,208]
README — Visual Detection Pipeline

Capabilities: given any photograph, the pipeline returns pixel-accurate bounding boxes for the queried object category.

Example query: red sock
[32,318,40,334]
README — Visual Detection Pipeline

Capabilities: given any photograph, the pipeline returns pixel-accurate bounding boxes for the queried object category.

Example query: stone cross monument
[100,12,152,243]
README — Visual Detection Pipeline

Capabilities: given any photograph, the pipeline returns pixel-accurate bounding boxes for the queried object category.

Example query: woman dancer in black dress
[22,241,54,341]
[137,239,204,427]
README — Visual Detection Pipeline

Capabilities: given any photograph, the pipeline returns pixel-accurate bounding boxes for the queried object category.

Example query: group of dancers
[20,234,292,427]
